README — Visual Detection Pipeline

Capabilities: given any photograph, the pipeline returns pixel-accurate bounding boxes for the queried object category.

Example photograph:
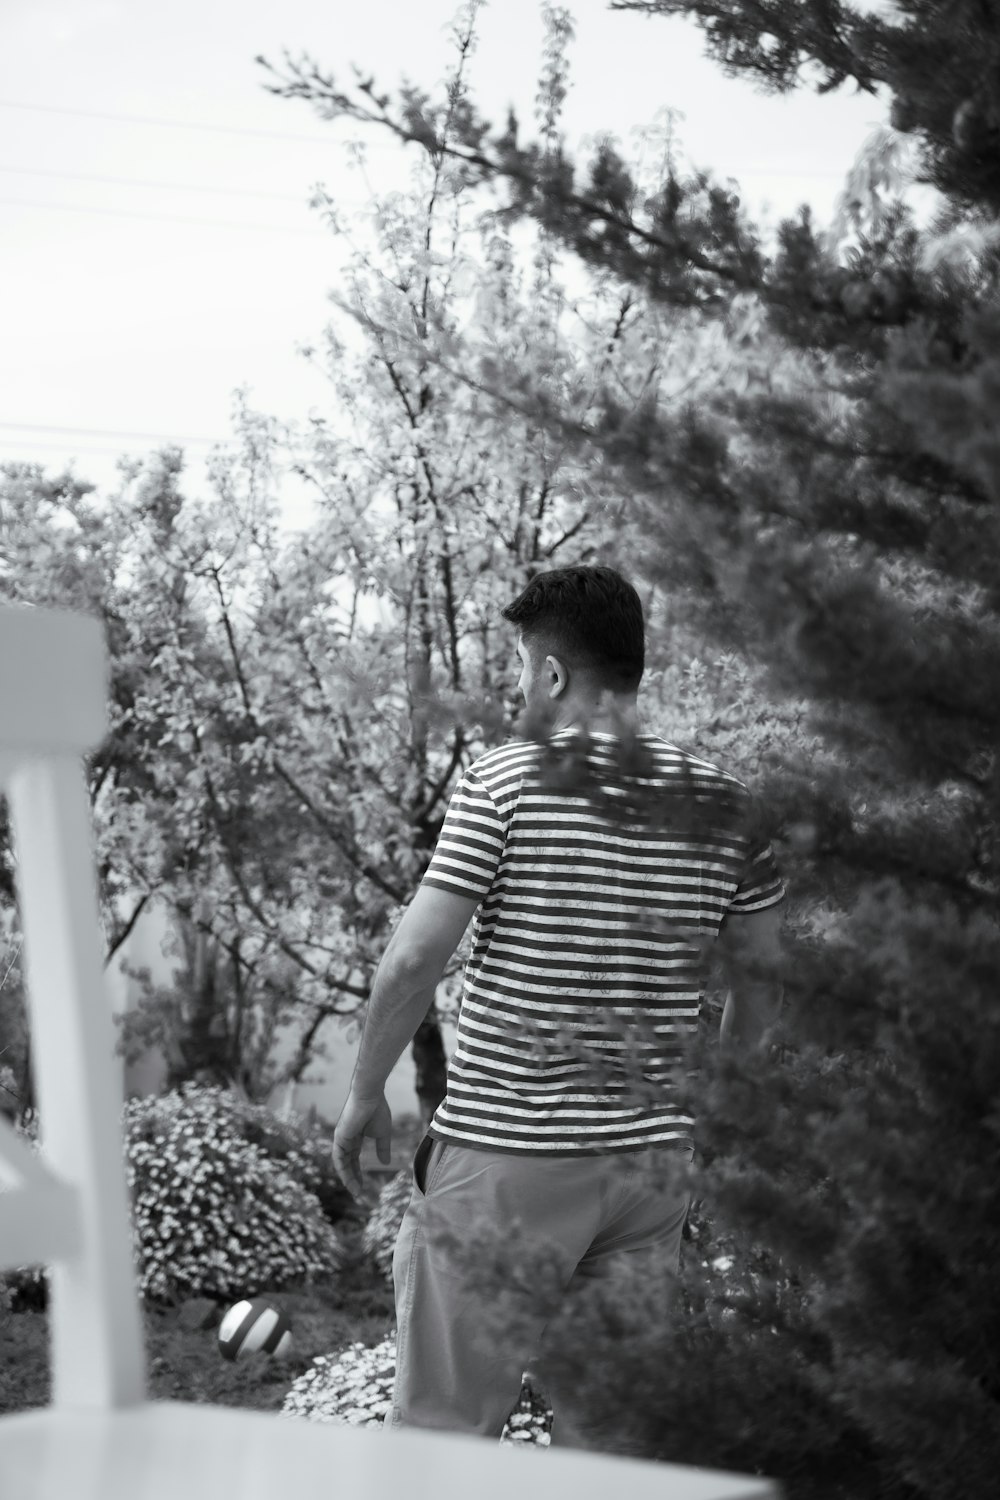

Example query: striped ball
[218,1298,293,1361]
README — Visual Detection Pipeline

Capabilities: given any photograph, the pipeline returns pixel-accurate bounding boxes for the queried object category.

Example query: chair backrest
[0,603,146,1409]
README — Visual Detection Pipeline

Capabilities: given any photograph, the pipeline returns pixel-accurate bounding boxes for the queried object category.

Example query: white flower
[281,1331,551,1446]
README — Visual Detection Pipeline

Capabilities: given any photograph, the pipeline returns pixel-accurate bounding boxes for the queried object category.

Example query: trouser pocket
[412,1133,446,1197]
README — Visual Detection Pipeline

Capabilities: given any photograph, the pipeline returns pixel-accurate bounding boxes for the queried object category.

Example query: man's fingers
[332,1147,360,1198]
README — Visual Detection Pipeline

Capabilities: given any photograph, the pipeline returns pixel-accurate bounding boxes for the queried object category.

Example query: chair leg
[8,756,146,1408]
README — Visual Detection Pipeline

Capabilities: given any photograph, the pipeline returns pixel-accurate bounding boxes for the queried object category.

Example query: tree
[0,441,392,1109]
[224,4,769,1118]
[257,3,1000,1495]
[611,0,1000,217]
[1,5,739,1121]
[0,459,194,1113]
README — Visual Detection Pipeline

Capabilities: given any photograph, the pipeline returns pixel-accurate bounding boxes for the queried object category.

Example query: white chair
[0,602,779,1499]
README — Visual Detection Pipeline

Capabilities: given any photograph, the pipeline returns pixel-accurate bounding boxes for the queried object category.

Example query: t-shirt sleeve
[420,770,505,902]
[728,834,786,914]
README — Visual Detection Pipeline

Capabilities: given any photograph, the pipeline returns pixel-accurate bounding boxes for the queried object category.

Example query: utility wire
[0,97,396,147]
[0,196,337,233]
[0,99,846,178]
[0,164,311,202]
[0,440,151,457]
[0,421,225,443]
[0,440,238,460]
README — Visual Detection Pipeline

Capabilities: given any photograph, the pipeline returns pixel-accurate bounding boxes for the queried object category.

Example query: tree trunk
[411,1005,448,1129]
[167,907,232,1092]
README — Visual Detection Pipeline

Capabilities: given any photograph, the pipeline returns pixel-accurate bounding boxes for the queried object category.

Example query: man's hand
[332,1090,393,1203]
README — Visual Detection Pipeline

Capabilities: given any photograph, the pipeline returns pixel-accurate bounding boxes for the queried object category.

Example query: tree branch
[197,564,409,905]
[103,892,152,970]
[414,728,467,828]
[256,52,763,294]
[193,747,371,996]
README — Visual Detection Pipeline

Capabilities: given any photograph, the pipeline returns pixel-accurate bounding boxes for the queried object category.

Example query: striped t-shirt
[424,728,785,1157]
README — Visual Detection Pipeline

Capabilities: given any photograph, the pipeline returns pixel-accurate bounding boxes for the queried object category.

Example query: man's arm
[716,903,785,1056]
[348,884,481,1098]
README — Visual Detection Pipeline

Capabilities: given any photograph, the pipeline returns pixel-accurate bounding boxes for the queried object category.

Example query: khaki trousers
[383,1132,693,1447]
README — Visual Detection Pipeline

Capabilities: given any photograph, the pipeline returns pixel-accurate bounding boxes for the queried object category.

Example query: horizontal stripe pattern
[424,730,785,1157]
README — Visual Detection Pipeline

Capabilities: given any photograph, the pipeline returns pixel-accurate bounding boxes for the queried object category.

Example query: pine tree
[260,4,1000,1495]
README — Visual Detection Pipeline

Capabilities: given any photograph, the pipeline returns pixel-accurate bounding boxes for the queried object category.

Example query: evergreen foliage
[612,0,1000,215]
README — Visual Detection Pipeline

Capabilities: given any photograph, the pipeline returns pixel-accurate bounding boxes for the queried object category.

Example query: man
[332,563,785,1446]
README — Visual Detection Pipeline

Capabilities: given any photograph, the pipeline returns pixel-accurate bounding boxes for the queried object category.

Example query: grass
[1,1243,396,1417]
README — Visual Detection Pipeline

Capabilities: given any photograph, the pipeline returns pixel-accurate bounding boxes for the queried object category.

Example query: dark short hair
[500,564,645,695]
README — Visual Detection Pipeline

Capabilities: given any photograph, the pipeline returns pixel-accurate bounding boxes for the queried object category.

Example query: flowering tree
[0,5,753,1119]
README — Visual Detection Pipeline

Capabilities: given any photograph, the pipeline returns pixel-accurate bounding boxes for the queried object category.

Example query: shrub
[282,1334,398,1430]
[0,1086,348,1309]
[124,1084,346,1303]
[187,1093,359,1233]
[281,1328,553,1444]
[360,1167,413,1286]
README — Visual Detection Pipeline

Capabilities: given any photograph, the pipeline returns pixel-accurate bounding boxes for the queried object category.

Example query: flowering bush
[124,1084,346,1303]
[359,1166,412,1285]
[282,1337,398,1428]
[281,1330,553,1444]
[169,1090,358,1232]
[0,1086,347,1307]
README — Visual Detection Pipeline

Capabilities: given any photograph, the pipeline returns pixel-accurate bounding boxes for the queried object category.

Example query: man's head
[500,564,645,734]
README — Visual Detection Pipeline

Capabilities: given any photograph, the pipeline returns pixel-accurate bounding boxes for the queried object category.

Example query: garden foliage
[280,1325,553,1445]
[124,1084,346,1302]
[359,1167,412,1288]
[1,1085,349,1308]
[256,4,1000,1496]
[2,1,999,1491]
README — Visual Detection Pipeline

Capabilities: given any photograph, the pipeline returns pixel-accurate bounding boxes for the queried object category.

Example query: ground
[0,1229,396,1417]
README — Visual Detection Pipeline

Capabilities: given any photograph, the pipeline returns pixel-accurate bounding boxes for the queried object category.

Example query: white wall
[102,892,458,1127]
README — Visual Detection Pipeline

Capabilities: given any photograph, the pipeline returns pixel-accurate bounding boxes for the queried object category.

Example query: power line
[0,196,339,234]
[0,440,146,458]
[0,421,225,444]
[0,97,846,180]
[0,97,397,147]
[0,437,314,465]
[0,164,309,202]
[0,439,240,462]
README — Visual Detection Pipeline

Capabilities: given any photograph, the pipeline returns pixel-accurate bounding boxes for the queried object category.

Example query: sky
[2,0,906,540]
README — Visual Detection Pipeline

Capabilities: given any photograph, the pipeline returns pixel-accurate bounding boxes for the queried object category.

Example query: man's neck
[556,708,641,737]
